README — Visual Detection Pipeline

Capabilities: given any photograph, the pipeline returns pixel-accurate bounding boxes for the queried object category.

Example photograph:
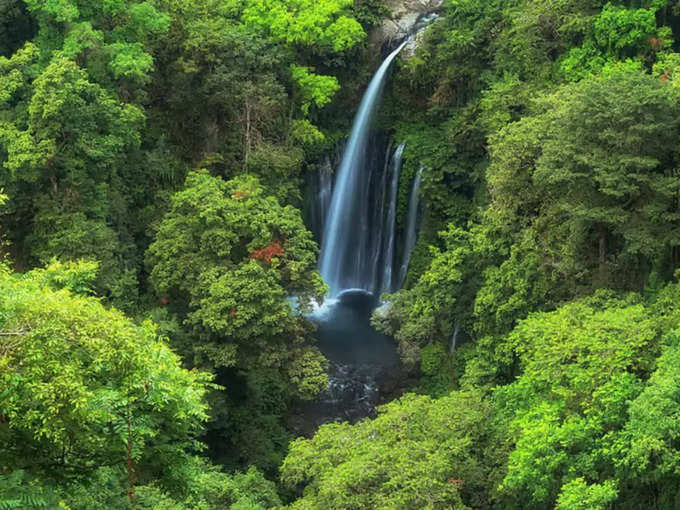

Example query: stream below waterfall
[289,297,411,436]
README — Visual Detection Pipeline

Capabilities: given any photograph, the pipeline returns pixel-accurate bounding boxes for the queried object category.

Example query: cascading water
[319,41,408,297]
[366,141,393,296]
[399,167,423,288]
[380,143,405,294]
[308,157,333,242]
[295,41,424,433]
[450,322,460,354]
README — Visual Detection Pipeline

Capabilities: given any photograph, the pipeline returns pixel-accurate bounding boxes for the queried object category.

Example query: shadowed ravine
[290,298,405,435]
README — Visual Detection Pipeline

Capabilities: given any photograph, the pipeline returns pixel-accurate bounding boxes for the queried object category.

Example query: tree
[147,171,325,383]
[147,0,355,209]
[147,170,327,470]
[487,68,680,293]
[0,260,212,506]
[56,459,282,510]
[0,470,60,510]
[559,2,670,80]
[241,0,365,54]
[282,391,491,510]
[373,226,474,367]
[555,478,618,510]
[0,54,145,308]
[496,292,669,508]
[153,6,289,167]
[614,282,680,506]
[23,0,169,85]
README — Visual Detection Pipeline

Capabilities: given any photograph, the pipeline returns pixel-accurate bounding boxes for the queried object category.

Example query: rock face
[369,0,444,55]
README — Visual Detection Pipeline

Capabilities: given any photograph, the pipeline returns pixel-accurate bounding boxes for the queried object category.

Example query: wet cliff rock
[369,0,443,56]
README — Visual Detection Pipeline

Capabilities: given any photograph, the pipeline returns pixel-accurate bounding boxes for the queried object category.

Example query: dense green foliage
[6,0,680,507]
[0,0,375,505]
[282,391,492,509]
[0,260,264,508]
[147,170,328,470]
[359,0,680,507]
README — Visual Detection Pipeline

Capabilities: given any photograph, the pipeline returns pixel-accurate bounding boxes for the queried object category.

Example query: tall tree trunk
[598,226,607,265]
[598,224,608,283]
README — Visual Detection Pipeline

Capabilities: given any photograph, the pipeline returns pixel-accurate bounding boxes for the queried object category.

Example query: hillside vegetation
[3,0,680,508]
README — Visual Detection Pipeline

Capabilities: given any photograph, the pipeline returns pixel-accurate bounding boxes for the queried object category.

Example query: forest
[3,0,680,508]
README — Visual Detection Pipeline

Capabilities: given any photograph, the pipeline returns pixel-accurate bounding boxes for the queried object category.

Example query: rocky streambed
[288,297,414,437]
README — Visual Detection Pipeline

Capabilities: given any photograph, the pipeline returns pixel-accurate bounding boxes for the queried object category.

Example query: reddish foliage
[250,241,284,263]
[650,37,664,52]
[232,189,252,200]
[661,69,671,82]
[449,478,464,486]
[159,296,169,306]
[230,308,237,318]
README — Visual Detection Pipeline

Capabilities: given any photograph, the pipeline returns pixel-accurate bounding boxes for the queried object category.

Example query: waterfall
[380,143,405,294]
[398,167,423,288]
[308,157,333,242]
[450,322,460,354]
[319,41,408,297]
[367,142,393,295]
[317,158,333,231]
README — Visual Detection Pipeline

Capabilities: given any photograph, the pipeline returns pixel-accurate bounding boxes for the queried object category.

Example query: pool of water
[289,297,403,435]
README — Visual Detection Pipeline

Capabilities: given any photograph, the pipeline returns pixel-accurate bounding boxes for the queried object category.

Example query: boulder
[337,288,377,310]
